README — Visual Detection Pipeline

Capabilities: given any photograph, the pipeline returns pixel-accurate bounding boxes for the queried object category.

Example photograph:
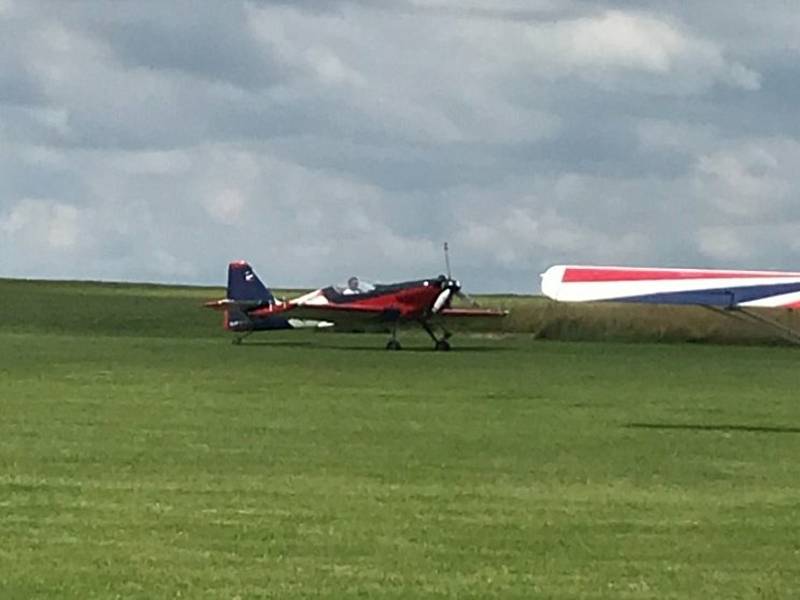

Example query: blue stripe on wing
[615,281,800,307]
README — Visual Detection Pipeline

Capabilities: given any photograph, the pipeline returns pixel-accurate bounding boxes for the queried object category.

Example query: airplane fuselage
[249,276,450,323]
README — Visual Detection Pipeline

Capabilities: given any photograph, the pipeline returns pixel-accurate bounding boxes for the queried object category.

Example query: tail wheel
[386,340,402,351]
[434,340,451,352]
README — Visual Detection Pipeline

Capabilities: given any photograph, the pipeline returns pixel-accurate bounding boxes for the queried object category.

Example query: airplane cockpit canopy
[332,276,376,295]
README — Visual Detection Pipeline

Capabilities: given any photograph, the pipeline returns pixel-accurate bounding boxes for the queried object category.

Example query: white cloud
[247,2,562,145]
[247,4,366,89]
[724,62,761,90]
[204,188,247,225]
[542,11,689,73]
[306,47,367,87]
[107,150,193,176]
[694,140,800,219]
[450,9,760,94]
[536,10,757,92]
[407,0,559,10]
[636,119,717,152]
[1,199,81,250]
[696,226,754,263]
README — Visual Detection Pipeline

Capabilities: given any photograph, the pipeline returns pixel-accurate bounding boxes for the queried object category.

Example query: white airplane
[541,264,800,344]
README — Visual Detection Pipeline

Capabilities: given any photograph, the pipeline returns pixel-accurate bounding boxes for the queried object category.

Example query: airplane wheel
[435,340,451,352]
[232,337,242,346]
[386,340,402,351]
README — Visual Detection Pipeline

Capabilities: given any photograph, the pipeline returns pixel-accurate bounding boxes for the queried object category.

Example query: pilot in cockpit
[343,276,361,295]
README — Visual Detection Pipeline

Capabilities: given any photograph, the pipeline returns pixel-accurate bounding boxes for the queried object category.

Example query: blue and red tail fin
[227,261,275,304]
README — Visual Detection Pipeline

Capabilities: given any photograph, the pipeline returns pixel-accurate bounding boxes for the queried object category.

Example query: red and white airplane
[541,264,800,343]
[206,246,507,350]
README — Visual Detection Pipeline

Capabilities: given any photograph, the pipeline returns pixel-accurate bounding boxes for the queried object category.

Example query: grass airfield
[2,280,800,598]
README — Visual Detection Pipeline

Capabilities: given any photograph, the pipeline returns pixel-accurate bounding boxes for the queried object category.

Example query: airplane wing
[250,302,397,326]
[251,302,507,324]
[541,265,800,308]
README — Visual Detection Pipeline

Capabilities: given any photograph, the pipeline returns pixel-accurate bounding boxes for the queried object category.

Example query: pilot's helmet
[347,276,359,291]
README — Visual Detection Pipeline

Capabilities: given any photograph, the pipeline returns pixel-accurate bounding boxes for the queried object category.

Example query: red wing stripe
[563,268,800,283]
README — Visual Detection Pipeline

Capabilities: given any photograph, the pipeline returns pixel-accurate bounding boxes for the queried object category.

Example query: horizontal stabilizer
[541,265,800,308]
[204,298,261,311]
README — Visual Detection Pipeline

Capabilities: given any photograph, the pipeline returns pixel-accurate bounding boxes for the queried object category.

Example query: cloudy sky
[2,0,799,292]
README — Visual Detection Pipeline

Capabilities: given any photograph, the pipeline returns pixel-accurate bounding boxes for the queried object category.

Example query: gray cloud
[2,0,798,292]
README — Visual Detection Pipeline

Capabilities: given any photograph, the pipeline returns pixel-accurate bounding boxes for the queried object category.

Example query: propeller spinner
[431,242,478,313]
[442,242,479,308]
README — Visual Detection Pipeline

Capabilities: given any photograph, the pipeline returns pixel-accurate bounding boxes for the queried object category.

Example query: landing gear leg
[422,320,452,351]
[232,330,253,345]
[386,321,402,351]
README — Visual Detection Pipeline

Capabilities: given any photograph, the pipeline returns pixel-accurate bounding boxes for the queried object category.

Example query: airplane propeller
[444,241,453,280]
[432,242,481,313]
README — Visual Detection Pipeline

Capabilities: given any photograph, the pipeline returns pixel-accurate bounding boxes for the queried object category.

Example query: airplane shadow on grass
[237,340,314,348]
[236,340,506,353]
[626,423,800,435]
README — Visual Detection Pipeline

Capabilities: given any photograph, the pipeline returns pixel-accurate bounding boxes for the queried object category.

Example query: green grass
[2,279,800,598]
[475,294,800,345]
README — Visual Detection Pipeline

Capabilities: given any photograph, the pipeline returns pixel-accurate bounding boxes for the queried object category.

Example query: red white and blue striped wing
[541,265,800,308]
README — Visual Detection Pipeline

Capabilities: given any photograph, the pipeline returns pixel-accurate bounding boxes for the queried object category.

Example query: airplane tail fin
[227,261,275,304]
[204,261,278,332]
